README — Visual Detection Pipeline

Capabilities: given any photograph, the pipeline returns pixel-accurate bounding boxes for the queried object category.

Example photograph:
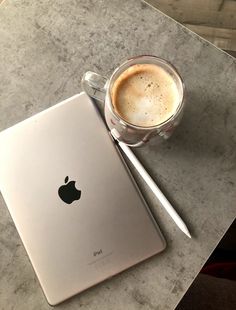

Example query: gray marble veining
[0,0,235,309]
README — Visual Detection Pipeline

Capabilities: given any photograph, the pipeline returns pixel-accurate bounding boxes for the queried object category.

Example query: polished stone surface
[0,0,235,309]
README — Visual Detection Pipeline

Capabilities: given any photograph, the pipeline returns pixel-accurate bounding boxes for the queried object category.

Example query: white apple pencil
[111,129,191,239]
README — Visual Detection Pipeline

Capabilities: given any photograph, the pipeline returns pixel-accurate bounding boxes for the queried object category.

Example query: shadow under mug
[82,55,185,147]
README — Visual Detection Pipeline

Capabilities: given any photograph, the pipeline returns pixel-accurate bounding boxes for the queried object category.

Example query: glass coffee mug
[82,55,185,147]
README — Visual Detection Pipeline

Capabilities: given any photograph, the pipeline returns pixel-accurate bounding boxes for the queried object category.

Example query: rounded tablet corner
[160,235,167,252]
[46,295,59,307]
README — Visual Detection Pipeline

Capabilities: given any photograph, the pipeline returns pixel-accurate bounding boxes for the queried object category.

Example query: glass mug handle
[81,71,108,102]
[82,71,153,147]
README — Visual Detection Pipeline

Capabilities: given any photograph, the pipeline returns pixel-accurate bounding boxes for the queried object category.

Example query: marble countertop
[0,0,235,309]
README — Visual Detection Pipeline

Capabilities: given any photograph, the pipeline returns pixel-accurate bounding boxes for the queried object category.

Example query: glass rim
[106,55,185,130]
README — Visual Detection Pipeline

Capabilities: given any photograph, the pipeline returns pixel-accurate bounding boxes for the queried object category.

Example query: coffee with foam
[111,64,180,127]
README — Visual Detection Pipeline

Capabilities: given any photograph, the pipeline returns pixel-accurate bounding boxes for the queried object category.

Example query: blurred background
[144,0,236,57]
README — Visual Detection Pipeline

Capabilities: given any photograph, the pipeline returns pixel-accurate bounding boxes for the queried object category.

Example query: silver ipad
[0,92,166,305]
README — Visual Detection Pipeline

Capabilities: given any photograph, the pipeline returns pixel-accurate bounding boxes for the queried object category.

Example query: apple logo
[58,176,81,204]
